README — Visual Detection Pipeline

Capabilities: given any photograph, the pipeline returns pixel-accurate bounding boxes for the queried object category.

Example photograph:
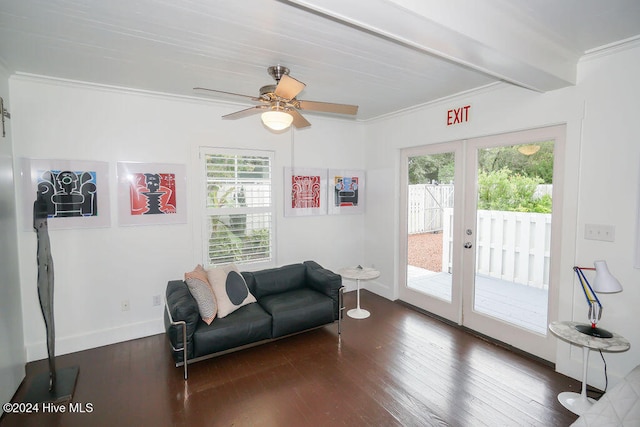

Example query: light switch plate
[585,224,615,242]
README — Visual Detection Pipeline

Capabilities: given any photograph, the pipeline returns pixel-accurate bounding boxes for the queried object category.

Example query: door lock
[464,242,473,249]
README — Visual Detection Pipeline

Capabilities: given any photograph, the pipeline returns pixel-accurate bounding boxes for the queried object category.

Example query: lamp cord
[587,350,608,399]
[600,349,609,393]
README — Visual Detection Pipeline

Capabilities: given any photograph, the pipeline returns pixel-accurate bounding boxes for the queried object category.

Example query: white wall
[363,40,640,388]
[570,42,640,386]
[10,75,365,362]
[0,63,25,411]
[7,40,640,391]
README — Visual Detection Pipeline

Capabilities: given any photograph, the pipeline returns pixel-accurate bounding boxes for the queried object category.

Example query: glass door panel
[471,141,554,334]
[400,143,463,324]
[460,126,564,361]
[406,152,455,302]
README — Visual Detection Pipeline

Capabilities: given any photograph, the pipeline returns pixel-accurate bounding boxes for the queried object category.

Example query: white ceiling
[1,0,639,121]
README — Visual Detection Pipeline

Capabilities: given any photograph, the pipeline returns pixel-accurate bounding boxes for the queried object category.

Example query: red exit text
[447,105,471,126]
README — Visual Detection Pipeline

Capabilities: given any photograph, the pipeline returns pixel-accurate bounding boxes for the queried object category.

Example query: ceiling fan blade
[223,105,268,120]
[288,109,311,128]
[275,75,306,100]
[298,100,358,115]
[194,87,261,102]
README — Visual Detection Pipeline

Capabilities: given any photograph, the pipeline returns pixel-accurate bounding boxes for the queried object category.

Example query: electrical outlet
[152,295,161,307]
[121,299,130,312]
[585,224,615,242]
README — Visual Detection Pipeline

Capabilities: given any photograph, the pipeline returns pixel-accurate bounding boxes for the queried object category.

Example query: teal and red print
[37,169,98,218]
[334,176,358,207]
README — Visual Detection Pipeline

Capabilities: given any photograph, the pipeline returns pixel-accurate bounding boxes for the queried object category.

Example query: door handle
[464,242,473,249]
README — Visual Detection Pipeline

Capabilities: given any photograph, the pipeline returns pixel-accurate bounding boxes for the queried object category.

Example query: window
[201,148,274,267]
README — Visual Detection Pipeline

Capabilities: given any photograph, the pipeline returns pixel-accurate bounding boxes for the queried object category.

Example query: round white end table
[338,267,380,319]
[549,320,630,416]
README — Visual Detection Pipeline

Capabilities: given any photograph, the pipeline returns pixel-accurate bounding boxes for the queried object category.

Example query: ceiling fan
[194,65,358,131]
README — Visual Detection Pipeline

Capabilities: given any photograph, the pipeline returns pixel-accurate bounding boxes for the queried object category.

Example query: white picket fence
[408,184,551,235]
[408,184,454,233]
[441,208,551,289]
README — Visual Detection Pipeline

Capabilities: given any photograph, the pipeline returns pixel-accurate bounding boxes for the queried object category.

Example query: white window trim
[200,147,276,270]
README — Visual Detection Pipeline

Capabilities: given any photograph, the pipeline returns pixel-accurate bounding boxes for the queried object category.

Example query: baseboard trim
[25,319,164,362]
[362,279,394,300]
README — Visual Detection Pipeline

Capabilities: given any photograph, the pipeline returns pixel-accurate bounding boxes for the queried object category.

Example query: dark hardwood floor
[2,290,580,426]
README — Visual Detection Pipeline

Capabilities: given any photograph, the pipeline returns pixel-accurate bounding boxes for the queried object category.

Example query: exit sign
[447,105,471,126]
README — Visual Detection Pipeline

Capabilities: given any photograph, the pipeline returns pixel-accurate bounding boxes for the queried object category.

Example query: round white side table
[338,266,380,319]
[549,320,630,416]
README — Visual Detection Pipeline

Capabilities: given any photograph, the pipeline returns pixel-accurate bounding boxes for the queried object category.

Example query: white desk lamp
[573,260,623,338]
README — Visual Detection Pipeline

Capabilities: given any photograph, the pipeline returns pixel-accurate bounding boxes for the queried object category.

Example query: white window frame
[200,147,275,269]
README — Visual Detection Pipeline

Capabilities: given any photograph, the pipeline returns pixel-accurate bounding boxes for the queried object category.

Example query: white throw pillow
[206,264,256,318]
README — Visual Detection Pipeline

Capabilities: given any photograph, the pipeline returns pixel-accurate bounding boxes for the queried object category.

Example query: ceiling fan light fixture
[261,110,293,131]
[199,65,357,130]
[518,144,541,156]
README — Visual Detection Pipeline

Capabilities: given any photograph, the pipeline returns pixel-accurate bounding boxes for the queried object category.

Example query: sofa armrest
[304,261,343,319]
[164,301,188,380]
[164,280,199,365]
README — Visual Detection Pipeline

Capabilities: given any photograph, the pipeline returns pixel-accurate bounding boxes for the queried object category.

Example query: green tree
[207,184,243,263]
[408,141,553,185]
[478,141,554,183]
[408,153,455,184]
[477,169,551,213]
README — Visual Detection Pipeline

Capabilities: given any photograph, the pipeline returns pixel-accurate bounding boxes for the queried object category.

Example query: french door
[399,126,565,361]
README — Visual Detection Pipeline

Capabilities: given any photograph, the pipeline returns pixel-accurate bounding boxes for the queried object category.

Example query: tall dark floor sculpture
[23,195,78,403]
[35,195,56,387]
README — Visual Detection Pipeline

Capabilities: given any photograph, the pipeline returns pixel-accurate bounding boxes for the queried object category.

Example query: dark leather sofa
[164,261,344,379]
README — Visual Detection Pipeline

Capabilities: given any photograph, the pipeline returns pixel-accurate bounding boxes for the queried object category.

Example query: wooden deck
[408,265,548,334]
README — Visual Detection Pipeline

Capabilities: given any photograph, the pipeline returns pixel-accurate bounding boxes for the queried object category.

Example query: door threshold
[395,299,554,368]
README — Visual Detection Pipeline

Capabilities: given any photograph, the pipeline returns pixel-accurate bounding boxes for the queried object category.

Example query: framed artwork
[328,169,365,215]
[21,158,111,230]
[284,167,327,216]
[117,162,187,226]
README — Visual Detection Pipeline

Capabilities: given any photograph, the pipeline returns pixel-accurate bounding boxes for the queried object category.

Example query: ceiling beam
[282,0,577,92]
